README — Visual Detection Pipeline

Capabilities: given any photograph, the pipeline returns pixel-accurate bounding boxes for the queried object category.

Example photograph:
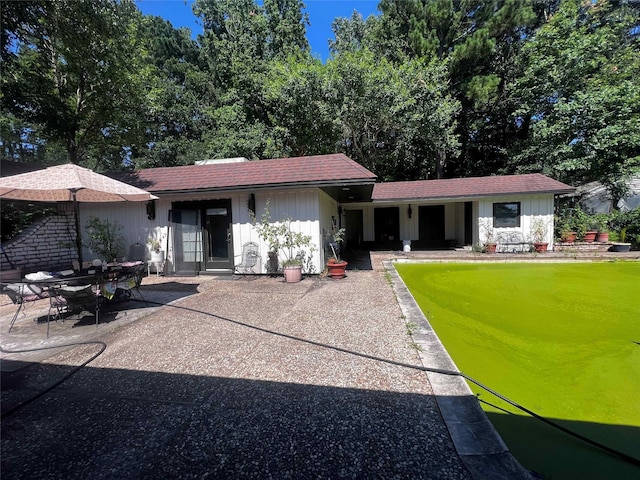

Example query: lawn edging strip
[384,260,537,480]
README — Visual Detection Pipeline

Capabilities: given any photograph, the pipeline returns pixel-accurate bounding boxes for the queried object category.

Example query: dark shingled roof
[124,154,377,194]
[372,174,574,201]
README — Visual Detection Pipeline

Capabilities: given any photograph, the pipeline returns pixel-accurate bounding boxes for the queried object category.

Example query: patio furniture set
[1,261,146,337]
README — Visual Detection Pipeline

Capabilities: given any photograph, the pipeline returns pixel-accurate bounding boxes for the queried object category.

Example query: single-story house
[571,176,640,213]
[76,154,573,275]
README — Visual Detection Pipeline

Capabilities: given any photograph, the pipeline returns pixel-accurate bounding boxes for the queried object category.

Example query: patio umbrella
[0,163,156,263]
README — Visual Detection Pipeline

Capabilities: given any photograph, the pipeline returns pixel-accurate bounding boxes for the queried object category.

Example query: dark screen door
[374,207,400,249]
[419,205,445,247]
[204,200,233,271]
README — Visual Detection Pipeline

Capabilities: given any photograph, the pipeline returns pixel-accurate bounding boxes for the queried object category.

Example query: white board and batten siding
[81,188,326,274]
[248,189,324,274]
[477,194,556,247]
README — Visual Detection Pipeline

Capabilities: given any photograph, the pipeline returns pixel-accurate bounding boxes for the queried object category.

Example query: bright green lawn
[396,262,640,480]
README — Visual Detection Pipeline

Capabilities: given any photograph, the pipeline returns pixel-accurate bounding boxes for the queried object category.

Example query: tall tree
[1,0,144,169]
[194,0,311,159]
[375,0,536,178]
[329,11,381,56]
[263,0,310,58]
[513,0,640,193]
[133,16,211,168]
[263,54,339,157]
[325,49,459,180]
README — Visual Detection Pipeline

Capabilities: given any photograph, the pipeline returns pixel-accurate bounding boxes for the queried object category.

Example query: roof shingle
[372,174,574,201]
[126,154,377,193]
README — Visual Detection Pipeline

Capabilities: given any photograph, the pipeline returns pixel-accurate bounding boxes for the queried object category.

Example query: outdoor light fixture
[408,204,412,219]
[146,200,156,220]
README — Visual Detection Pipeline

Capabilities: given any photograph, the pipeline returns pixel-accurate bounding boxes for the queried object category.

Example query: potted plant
[530,216,549,253]
[571,206,590,241]
[595,214,610,243]
[583,216,599,243]
[326,228,347,279]
[147,235,165,263]
[85,216,124,262]
[479,218,497,253]
[555,214,576,243]
[251,201,317,283]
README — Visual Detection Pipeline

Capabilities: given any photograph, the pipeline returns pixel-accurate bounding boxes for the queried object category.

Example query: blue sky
[135,0,380,61]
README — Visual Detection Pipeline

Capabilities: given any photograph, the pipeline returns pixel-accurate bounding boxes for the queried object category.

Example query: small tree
[251,201,317,272]
[530,217,548,243]
[84,217,124,262]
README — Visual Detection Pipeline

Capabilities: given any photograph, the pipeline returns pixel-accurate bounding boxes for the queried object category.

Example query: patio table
[2,261,145,336]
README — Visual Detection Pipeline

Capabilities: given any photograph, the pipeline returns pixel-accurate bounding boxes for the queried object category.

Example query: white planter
[150,250,164,263]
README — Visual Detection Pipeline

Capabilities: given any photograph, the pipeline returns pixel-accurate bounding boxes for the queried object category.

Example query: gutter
[148,179,377,196]
[371,189,575,204]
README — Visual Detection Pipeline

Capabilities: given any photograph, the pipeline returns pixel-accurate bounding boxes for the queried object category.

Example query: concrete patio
[3,249,635,479]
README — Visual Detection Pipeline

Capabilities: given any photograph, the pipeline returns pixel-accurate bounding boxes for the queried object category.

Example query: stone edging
[383,260,537,480]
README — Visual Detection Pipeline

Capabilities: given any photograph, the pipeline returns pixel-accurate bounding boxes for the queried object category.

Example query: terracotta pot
[583,231,597,243]
[596,232,609,243]
[283,265,302,283]
[484,243,497,253]
[533,242,548,253]
[561,232,576,243]
[326,260,348,279]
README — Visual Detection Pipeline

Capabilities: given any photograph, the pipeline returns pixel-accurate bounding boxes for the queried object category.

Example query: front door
[374,207,400,249]
[203,200,233,272]
[419,205,445,248]
[171,200,233,275]
[170,208,202,276]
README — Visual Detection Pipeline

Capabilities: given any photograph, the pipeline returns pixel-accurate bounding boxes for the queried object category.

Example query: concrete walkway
[2,251,608,479]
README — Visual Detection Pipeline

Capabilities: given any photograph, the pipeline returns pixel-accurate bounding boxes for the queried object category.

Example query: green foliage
[1,0,143,168]
[263,55,338,157]
[84,216,125,261]
[555,207,640,248]
[250,200,317,271]
[514,0,640,188]
[2,0,637,193]
[328,227,346,261]
[0,201,56,242]
[608,208,640,248]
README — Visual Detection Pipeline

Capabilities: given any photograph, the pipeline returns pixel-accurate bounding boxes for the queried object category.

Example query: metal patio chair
[234,242,261,274]
[48,284,102,337]
[2,283,50,332]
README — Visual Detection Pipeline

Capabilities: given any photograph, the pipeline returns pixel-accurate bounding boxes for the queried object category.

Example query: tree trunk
[435,148,446,179]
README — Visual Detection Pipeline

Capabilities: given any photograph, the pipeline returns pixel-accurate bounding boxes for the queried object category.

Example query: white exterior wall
[318,190,339,264]
[250,189,322,273]
[477,194,555,248]
[348,202,464,245]
[79,188,325,274]
[78,201,159,262]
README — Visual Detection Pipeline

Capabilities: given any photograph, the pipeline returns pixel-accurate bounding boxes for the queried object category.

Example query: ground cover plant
[396,262,640,480]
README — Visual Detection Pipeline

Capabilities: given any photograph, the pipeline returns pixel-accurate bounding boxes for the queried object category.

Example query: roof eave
[372,188,575,203]
[149,178,377,196]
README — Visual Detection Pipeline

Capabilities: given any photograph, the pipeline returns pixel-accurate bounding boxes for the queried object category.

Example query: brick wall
[0,212,77,274]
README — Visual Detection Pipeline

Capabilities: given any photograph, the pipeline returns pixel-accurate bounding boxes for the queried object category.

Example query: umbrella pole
[72,192,83,265]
